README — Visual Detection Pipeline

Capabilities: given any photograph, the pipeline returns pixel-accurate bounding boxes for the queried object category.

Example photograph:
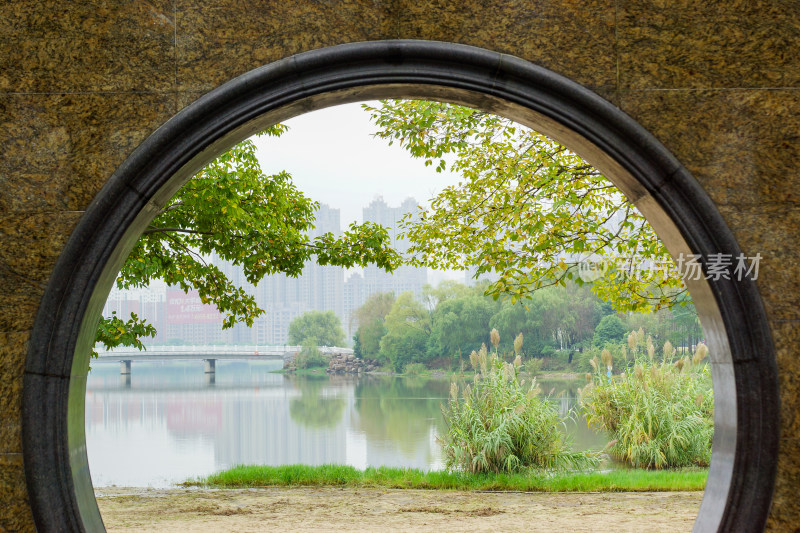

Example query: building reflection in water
[85,361,446,487]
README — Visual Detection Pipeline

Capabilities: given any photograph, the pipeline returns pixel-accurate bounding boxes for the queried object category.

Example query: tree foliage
[427,294,497,359]
[365,100,684,312]
[92,312,156,357]
[288,310,346,347]
[95,128,401,353]
[592,315,627,347]
[353,292,395,359]
[490,282,603,354]
[379,292,431,371]
[352,279,701,372]
[420,280,474,312]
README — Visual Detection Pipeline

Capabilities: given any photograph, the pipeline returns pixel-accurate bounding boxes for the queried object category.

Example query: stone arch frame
[21,40,778,532]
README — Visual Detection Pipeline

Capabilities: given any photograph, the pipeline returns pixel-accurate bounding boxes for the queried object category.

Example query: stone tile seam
[0,263,45,291]
[711,200,800,209]
[621,87,800,93]
[0,90,180,97]
[614,0,620,102]
[4,87,798,98]
[0,211,86,215]
[636,159,800,220]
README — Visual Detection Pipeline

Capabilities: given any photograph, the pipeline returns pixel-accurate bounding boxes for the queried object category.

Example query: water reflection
[538,378,604,452]
[353,376,450,467]
[288,375,346,429]
[85,361,607,487]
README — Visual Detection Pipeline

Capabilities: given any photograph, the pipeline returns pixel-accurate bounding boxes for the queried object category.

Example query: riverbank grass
[186,464,706,492]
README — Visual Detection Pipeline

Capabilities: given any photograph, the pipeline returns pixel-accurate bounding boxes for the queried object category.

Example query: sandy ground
[95,487,703,532]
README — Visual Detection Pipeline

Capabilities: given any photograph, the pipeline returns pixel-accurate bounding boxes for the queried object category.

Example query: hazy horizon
[252,101,460,227]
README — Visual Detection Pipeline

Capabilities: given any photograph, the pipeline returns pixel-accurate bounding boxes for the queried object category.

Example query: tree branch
[143,227,216,236]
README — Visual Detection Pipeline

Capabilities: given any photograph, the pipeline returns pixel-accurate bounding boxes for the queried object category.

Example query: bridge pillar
[205,372,215,386]
[120,360,131,375]
[204,359,216,374]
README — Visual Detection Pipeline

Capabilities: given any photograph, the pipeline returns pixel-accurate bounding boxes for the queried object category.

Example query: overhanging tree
[364,100,685,313]
[99,100,689,355]
[95,127,401,354]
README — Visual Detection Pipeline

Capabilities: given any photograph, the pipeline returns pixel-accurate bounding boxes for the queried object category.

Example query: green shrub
[556,349,573,364]
[439,347,596,474]
[580,346,713,469]
[404,362,428,376]
[294,339,327,369]
[526,339,545,357]
[540,345,556,358]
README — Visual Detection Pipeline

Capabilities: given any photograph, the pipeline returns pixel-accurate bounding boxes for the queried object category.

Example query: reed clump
[580,343,713,469]
[440,341,596,474]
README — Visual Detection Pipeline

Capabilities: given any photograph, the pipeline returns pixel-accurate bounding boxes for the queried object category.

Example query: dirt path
[96,487,702,532]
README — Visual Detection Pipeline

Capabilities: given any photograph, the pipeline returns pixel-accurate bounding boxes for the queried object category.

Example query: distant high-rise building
[304,204,344,320]
[362,196,427,302]
[164,288,232,344]
[342,272,364,337]
[247,203,346,345]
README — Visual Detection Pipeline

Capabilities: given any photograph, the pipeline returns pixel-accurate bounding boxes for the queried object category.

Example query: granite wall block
[0,0,175,93]
[618,0,800,90]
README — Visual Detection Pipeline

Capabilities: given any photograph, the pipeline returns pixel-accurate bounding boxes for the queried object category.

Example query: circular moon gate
[23,41,778,532]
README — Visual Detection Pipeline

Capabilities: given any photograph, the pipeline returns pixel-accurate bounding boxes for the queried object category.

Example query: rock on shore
[282,353,379,373]
[326,353,379,374]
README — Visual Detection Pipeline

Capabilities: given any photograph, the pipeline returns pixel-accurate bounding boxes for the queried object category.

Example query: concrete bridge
[95,345,353,376]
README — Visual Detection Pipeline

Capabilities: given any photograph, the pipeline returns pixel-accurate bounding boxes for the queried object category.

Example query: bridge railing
[94,345,354,357]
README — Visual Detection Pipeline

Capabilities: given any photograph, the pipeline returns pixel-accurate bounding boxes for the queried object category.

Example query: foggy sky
[252,101,460,228]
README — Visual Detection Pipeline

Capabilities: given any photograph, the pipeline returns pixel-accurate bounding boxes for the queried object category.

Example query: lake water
[85,360,608,487]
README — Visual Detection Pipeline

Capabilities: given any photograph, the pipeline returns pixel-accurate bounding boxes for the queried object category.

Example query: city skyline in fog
[253,101,463,285]
[252,101,460,228]
[105,197,436,346]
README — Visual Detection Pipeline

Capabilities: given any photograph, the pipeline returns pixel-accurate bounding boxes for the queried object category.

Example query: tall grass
[439,346,597,473]
[580,345,713,469]
[188,464,707,492]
